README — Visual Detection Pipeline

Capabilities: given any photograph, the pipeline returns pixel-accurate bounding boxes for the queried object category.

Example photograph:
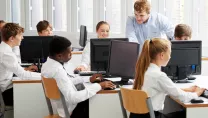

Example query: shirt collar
[0,41,13,53]
[149,63,161,71]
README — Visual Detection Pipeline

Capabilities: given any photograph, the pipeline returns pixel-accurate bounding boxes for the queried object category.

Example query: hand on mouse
[99,81,115,89]
[90,74,103,83]
[195,87,206,96]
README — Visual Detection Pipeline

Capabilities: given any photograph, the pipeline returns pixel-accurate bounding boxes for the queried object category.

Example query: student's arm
[157,73,198,102]
[2,53,40,80]
[126,16,139,43]
[80,41,91,70]
[54,69,101,104]
[158,14,174,40]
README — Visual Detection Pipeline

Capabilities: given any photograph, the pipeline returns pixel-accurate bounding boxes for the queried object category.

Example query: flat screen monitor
[79,25,87,47]
[90,38,129,72]
[107,40,139,84]
[161,40,201,82]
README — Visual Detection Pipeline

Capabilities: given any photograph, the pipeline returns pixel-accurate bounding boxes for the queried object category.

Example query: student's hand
[182,85,198,92]
[99,81,115,89]
[90,74,103,83]
[195,87,206,96]
[74,65,88,71]
[25,65,38,72]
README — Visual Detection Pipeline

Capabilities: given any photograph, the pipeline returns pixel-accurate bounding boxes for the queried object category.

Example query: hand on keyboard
[90,74,104,83]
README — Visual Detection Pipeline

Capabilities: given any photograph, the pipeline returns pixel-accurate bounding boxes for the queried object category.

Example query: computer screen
[20,36,53,63]
[79,25,87,47]
[90,38,129,72]
[107,40,139,84]
[161,40,201,82]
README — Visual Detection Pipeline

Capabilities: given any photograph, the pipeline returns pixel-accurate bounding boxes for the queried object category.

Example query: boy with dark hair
[36,20,53,36]
[0,23,39,106]
[41,36,115,118]
[174,24,192,40]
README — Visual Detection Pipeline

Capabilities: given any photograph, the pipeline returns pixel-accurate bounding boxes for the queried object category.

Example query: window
[77,0,93,32]
[29,0,43,30]
[105,0,121,33]
[11,0,21,24]
[52,0,67,31]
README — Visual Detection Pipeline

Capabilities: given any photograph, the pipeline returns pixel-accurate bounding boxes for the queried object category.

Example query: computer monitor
[161,40,201,82]
[20,36,53,71]
[90,38,129,72]
[107,40,139,84]
[79,25,87,47]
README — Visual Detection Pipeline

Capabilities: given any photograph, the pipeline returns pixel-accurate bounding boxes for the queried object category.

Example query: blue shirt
[126,12,174,47]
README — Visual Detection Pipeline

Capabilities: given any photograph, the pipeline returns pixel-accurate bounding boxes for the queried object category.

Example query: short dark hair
[1,23,24,41]
[0,20,5,24]
[96,21,110,31]
[36,20,50,33]
[49,36,71,57]
[174,24,192,39]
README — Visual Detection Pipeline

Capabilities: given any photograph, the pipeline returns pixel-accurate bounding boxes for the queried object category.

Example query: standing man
[126,0,174,48]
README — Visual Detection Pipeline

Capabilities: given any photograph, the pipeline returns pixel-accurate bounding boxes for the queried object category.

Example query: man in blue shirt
[126,0,174,48]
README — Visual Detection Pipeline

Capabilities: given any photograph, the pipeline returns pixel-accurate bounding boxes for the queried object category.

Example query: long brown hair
[133,38,171,90]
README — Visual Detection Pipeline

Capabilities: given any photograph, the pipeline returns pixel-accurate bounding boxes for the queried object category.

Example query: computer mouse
[190,98,204,103]
[74,70,80,74]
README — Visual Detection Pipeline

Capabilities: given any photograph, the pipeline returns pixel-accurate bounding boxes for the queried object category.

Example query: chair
[42,77,70,118]
[118,87,155,118]
[0,90,13,118]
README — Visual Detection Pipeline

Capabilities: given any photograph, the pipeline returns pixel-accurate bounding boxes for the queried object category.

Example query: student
[41,36,115,118]
[174,24,192,40]
[36,20,53,36]
[126,0,174,48]
[132,38,205,118]
[0,23,39,106]
[75,21,110,71]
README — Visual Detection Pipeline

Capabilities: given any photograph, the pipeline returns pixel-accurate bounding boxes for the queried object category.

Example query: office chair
[42,77,70,118]
[119,88,155,118]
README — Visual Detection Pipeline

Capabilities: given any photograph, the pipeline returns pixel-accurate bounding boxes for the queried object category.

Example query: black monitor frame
[20,36,53,71]
[107,40,139,85]
[79,25,87,47]
[90,38,129,72]
[161,40,201,82]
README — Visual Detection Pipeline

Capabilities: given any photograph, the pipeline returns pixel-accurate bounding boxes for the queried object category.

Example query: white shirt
[41,57,101,117]
[12,46,21,64]
[80,40,91,69]
[0,42,40,92]
[142,63,198,111]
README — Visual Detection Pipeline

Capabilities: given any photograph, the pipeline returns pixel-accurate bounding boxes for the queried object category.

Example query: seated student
[0,23,40,106]
[174,24,192,40]
[0,21,22,63]
[132,38,205,118]
[41,36,115,118]
[36,20,53,36]
[75,21,110,71]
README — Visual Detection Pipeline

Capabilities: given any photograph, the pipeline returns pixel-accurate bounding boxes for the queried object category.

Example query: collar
[0,41,13,53]
[149,63,161,71]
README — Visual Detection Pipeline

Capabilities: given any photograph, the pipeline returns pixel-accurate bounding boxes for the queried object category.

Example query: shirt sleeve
[54,68,101,104]
[157,73,198,103]
[126,16,139,43]
[80,41,90,68]
[158,14,174,40]
[2,53,40,80]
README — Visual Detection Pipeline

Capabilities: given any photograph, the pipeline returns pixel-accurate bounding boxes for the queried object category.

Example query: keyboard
[201,90,208,98]
[79,71,106,76]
